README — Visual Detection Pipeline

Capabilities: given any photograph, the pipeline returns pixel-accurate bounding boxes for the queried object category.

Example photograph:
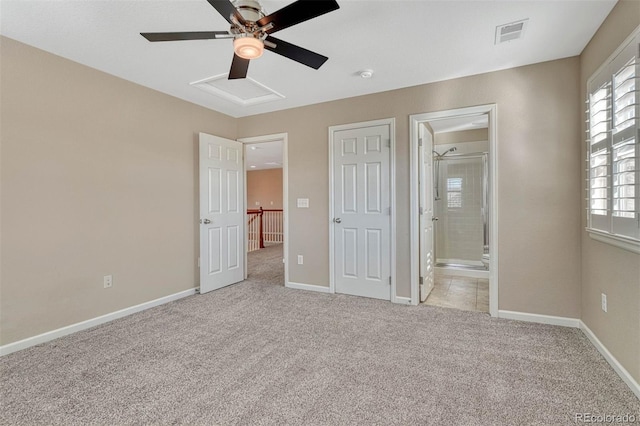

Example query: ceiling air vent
[191,74,285,106]
[495,19,528,44]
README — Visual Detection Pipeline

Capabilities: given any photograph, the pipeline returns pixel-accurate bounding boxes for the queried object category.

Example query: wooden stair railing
[247,208,263,251]
[247,207,284,252]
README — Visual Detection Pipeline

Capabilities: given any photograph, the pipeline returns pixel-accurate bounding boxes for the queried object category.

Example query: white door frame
[328,118,398,302]
[237,133,289,285]
[409,105,499,316]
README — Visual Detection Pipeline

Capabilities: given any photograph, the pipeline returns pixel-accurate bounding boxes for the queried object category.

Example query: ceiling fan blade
[265,36,328,70]
[257,0,339,34]
[205,0,246,25]
[229,54,250,79]
[141,31,230,42]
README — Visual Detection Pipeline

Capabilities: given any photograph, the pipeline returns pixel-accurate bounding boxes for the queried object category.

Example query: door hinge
[385,139,391,148]
[419,276,424,285]
[389,276,392,285]
[419,206,424,215]
[418,138,423,147]
[197,257,200,268]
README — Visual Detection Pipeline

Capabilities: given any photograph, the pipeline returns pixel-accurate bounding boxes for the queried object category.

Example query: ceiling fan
[141,0,340,79]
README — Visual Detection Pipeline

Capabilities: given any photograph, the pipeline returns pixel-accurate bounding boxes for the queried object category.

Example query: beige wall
[247,169,283,209]
[434,128,488,145]
[579,0,640,383]
[238,57,583,318]
[0,37,237,345]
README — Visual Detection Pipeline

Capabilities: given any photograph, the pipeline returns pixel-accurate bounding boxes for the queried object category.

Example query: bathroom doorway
[432,125,490,275]
[409,105,498,316]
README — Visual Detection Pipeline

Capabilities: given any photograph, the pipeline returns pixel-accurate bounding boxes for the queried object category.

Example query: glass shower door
[434,154,487,269]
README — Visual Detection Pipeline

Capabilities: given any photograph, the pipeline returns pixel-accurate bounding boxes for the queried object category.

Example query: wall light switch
[297,198,309,208]
[601,293,607,313]
[255,201,260,206]
[297,255,304,265]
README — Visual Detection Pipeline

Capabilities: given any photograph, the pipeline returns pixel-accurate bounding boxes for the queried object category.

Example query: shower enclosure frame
[409,104,499,317]
[432,151,489,270]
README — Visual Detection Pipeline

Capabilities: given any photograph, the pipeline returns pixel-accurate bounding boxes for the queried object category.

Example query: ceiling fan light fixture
[141,0,340,79]
[234,36,264,60]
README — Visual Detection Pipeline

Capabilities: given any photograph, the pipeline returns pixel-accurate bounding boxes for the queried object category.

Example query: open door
[199,133,245,294]
[419,126,435,302]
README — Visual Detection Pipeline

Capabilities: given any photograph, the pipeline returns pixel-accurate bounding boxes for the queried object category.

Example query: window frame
[446,177,463,209]
[586,28,640,254]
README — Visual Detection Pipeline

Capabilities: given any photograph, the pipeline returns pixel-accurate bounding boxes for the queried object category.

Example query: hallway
[247,243,284,285]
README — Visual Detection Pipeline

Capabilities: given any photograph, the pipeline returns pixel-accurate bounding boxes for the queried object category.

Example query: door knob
[333,218,342,223]
[432,216,439,221]
[202,218,211,224]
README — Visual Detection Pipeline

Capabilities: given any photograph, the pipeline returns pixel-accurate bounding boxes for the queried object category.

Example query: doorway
[238,133,289,286]
[410,105,498,316]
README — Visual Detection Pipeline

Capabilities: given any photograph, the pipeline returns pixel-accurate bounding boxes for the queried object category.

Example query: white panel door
[332,124,391,300]
[419,128,435,302]
[199,133,244,294]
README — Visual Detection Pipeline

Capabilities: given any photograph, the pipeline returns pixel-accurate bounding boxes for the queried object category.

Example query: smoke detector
[359,69,374,79]
[495,19,528,44]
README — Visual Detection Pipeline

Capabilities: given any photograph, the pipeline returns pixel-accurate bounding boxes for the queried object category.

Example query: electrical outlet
[104,275,113,289]
[601,293,607,312]
[297,255,303,265]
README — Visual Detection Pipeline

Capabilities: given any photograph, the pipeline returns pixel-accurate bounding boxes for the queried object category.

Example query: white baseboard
[393,296,412,305]
[498,310,581,328]
[286,282,331,293]
[435,266,490,279]
[580,321,640,400]
[0,288,196,357]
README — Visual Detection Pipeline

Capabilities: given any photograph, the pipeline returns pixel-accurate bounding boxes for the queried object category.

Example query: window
[586,30,640,252]
[447,177,462,208]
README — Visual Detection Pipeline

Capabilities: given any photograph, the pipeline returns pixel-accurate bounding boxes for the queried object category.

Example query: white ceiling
[245,141,283,170]
[0,0,616,118]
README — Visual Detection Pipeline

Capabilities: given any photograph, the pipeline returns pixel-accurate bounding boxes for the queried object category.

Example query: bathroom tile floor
[424,274,489,313]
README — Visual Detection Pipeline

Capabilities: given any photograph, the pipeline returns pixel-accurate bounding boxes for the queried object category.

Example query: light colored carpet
[1,244,638,425]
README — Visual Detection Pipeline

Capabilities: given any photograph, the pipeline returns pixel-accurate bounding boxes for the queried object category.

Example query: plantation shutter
[588,81,611,232]
[586,32,640,242]
[611,50,639,239]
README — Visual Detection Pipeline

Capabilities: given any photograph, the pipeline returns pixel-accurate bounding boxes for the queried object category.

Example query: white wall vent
[495,19,528,44]
[191,74,285,106]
